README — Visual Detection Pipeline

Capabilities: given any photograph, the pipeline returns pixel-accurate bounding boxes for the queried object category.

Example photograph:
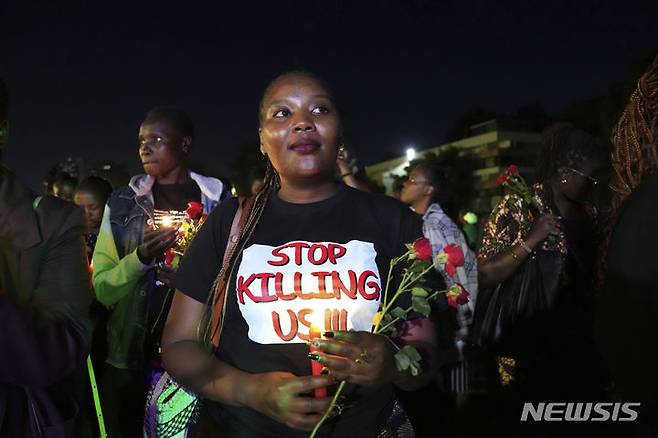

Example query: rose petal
[412,238,433,261]
[443,244,465,267]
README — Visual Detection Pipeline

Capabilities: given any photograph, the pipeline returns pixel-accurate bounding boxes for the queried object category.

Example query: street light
[406,147,416,161]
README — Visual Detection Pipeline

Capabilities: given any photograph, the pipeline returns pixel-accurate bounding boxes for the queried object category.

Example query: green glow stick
[87,355,107,438]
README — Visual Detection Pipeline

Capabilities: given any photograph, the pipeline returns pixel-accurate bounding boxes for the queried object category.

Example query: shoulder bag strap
[223,198,245,264]
[210,196,254,348]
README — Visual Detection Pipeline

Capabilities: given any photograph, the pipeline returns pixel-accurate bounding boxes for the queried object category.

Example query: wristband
[340,172,353,178]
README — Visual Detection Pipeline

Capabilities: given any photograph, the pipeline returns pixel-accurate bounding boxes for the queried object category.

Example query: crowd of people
[0,54,657,438]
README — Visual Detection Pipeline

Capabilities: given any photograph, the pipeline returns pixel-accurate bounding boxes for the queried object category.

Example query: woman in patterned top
[476,123,605,401]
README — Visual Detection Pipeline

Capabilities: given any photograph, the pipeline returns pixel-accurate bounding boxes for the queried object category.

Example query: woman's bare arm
[478,214,558,288]
[161,291,334,431]
[161,291,254,406]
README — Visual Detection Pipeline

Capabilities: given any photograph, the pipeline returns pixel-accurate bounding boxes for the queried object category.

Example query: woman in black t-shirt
[163,72,439,437]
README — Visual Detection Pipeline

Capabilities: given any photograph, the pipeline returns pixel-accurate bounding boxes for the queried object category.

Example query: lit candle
[154,209,187,230]
[309,325,327,398]
[160,215,173,228]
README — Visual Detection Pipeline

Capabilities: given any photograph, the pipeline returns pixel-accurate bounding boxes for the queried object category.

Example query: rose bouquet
[310,237,469,437]
[496,164,546,214]
[157,201,207,269]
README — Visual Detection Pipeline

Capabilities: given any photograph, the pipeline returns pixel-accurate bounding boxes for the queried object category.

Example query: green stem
[374,285,403,332]
[381,256,399,312]
[375,271,407,332]
[394,271,414,296]
[375,290,444,334]
[312,262,443,437]
[512,175,545,214]
[374,263,435,332]
[309,380,347,438]
[375,316,402,335]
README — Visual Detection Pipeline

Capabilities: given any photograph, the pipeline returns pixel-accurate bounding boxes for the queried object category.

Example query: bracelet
[340,172,353,178]
[518,239,532,254]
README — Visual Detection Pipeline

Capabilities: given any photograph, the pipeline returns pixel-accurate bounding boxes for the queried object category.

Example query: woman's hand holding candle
[308,325,327,398]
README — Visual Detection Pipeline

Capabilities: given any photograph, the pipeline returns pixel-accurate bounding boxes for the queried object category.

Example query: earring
[561,178,567,184]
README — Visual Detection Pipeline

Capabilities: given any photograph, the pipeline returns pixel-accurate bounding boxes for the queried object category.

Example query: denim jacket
[92,172,228,369]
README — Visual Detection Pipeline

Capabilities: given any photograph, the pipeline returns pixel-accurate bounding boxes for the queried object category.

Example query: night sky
[2,0,657,190]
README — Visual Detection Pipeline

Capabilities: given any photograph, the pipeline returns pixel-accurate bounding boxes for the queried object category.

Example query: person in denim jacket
[92,106,229,437]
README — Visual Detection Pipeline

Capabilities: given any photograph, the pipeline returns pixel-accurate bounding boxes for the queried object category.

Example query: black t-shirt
[173,185,424,438]
[152,180,201,211]
[146,180,202,357]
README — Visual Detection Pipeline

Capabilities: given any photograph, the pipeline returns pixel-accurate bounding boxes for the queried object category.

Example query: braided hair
[201,159,280,348]
[599,54,658,286]
[609,55,658,214]
[200,71,340,348]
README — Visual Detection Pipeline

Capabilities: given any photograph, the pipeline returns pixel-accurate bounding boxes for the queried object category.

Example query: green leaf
[391,306,407,319]
[411,295,431,316]
[381,313,393,326]
[394,350,411,371]
[408,260,431,274]
[405,347,422,376]
[400,345,422,362]
[411,287,429,297]
[395,346,423,375]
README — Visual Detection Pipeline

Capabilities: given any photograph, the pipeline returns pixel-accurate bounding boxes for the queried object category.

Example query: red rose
[164,247,176,266]
[507,164,519,174]
[442,244,465,276]
[446,283,470,308]
[412,238,433,261]
[186,201,204,220]
[496,173,509,187]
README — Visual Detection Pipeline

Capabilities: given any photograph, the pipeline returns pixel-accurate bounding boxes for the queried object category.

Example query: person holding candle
[162,72,440,437]
[91,106,229,437]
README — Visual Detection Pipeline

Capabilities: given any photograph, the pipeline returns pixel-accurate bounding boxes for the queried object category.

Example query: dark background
[1,0,657,190]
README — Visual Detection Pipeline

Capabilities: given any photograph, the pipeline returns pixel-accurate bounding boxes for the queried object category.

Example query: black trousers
[100,365,148,438]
